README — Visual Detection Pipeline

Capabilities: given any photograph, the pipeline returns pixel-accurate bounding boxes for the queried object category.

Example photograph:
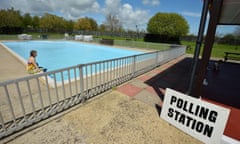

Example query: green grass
[114,40,170,50]
[181,40,240,58]
[0,34,18,40]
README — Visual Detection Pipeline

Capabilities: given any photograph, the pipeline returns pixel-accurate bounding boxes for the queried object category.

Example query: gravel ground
[2,91,202,144]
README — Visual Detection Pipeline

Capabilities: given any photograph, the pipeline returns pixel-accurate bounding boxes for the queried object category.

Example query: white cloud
[0,0,150,30]
[103,0,121,16]
[0,0,100,19]
[182,11,201,17]
[102,0,149,30]
[142,0,160,6]
[120,4,149,30]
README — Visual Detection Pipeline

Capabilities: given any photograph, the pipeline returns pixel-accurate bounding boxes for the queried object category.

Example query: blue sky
[0,0,237,35]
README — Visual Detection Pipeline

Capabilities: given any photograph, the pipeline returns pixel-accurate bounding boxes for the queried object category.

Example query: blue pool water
[3,41,143,72]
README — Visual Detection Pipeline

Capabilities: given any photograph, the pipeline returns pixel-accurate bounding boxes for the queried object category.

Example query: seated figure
[27,50,47,74]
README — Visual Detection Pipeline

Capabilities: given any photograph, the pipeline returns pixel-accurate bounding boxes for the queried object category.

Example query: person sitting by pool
[27,50,47,74]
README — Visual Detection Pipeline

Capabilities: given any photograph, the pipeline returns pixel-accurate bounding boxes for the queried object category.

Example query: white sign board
[160,88,230,144]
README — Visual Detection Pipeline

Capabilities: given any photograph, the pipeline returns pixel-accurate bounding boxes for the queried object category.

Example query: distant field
[181,40,240,58]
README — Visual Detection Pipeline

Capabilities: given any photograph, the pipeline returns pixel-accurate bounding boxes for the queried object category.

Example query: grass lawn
[182,40,240,59]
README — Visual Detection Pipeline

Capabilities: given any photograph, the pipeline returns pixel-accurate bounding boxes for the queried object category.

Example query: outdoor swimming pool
[2,40,143,72]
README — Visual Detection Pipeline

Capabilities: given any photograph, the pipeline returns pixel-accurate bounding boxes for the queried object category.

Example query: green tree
[219,34,237,45]
[65,20,74,32]
[32,16,40,29]
[74,17,98,31]
[147,12,189,37]
[0,8,22,27]
[88,18,98,31]
[99,24,106,32]
[39,13,54,32]
[234,26,240,43]
[0,8,23,33]
[234,26,240,36]
[39,13,68,32]
[22,13,33,28]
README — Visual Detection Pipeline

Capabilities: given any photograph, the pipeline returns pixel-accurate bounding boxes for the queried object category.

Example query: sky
[0,0,237,35]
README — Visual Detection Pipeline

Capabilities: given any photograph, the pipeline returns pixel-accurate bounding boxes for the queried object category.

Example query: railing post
[79,65,85,102]
[0,112,6,133]
[132,55,137,77]
[155,51,159,67]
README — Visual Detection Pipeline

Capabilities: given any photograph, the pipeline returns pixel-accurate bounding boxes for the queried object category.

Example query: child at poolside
[27,50,47,74]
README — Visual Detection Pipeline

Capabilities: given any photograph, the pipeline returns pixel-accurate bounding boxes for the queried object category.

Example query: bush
[0,27,23,34]
[144,33,180,44]
[100,38,114,45]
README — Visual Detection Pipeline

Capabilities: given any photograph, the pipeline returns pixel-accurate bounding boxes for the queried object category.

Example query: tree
[0,8,23,34]
[74,17,98,31]
[234,26,240,36]
[22,13,33,28]
[0,9,74,33]
[39,13,54,32]
[88,18,98,31]
[39,13,68,32]
[32,16,40,29]
[147,12,189,37]
[0,8,22,27]
[65,20,74,32]
[234,26,240,44]
[99,24,106,32]
[103,14,122,32]
[219,34,237,45]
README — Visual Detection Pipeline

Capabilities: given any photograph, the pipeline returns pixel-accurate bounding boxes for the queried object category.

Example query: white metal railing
[0,46,185,139]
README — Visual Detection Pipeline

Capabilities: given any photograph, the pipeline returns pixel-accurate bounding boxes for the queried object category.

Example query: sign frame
[160,88,230,144]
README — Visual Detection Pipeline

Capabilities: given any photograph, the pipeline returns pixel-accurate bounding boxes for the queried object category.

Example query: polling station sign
[160,88,230,144]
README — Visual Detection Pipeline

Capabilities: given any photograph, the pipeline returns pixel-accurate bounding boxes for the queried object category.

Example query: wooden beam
[192,0,223,97]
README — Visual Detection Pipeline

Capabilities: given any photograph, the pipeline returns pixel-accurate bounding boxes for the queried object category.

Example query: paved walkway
[116,55,240,142]
[0,44,28,81]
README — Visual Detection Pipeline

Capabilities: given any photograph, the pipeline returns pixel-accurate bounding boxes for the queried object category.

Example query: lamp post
[136,25,138,40]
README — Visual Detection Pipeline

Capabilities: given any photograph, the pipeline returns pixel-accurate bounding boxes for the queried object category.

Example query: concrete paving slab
[129,79,149,89]
[133,90,162,108]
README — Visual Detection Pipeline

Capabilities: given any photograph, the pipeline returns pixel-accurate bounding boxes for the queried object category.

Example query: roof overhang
[218,0,240,25]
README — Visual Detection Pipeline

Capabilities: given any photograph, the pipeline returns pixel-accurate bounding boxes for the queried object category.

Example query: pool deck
[0,44,28,82]
[0,44,240,144]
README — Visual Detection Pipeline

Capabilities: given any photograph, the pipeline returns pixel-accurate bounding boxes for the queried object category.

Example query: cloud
[182,11,201,17]
[0,0,100,19]
[142,0,160,6]
[102,0,149,30]
[103,0,121,16]
[0,0,150,30]
[119,4,149,30]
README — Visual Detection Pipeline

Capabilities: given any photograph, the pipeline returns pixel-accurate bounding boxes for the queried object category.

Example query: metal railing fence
[0,46,185,139]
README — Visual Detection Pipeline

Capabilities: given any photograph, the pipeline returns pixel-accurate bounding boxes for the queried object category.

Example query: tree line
[0,8,125,34]
[2,7,238,45]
